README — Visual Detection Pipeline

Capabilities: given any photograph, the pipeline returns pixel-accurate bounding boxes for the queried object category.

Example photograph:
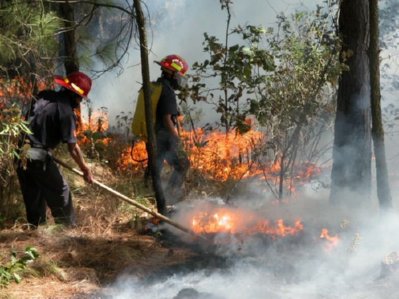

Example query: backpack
[131,82,163,142]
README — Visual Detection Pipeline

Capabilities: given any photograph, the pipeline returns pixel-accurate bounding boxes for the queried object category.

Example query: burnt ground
[3,161,399,299]
[0,190,330,299]
[0,160,235,299]
[0,223,226,299]
[0,186,233,299]
[2,209,399,299]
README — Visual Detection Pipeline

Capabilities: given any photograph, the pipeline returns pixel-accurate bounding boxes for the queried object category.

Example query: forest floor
[3,157,399,299]
[0,223,197,299]
[0,161,205,299]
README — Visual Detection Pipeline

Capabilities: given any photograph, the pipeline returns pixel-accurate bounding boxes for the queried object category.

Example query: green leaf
[12,273,22,283]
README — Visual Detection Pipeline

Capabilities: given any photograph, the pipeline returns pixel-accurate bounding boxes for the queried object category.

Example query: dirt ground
[0,219,199,299]
[0,162,202,299]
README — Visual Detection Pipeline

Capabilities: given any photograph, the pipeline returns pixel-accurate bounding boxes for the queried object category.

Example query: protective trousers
[156,129,190,204]
[17,154,76,227]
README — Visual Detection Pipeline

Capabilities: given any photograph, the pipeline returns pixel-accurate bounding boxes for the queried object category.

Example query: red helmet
[54,71,92,98]
[155,54,189,76]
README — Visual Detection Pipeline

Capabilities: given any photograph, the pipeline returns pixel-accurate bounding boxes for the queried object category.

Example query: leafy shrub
[0,246,39,288]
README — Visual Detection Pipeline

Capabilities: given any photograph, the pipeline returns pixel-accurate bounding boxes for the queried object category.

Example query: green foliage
[73,0,135,75]
[189,3,342,137]
[191,22,274,133]
[0,247,39,288]
[251,7,343,131]
[186,2,343,197]
[0,104,30,219]
[0,0,60,70]
[0,105,31,183]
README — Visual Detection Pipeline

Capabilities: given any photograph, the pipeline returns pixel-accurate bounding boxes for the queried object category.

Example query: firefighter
[17,71,94,228]
[154,54,190,213]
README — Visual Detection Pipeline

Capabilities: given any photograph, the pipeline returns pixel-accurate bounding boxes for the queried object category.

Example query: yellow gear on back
[131,82,163,142]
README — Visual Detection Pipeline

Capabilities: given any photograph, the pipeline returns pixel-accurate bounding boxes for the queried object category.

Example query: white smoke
[92,1,399,298]
[102,187,399,299]
[88,0,320,126]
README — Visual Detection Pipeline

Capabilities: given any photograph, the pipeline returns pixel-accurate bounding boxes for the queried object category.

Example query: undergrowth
[0,246,39,288]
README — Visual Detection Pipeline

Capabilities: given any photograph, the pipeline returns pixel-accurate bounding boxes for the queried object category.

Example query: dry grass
[0,159,196,299]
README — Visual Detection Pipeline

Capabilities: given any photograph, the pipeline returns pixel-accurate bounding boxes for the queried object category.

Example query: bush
[0,104,31,220]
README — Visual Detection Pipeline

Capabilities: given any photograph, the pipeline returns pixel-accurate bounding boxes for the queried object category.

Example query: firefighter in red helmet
[154,54,190,214]
[17,71,94,228]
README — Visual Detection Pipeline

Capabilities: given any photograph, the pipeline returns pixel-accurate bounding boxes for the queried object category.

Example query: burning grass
[0,77,47,102]
[189,207,304,237]
[116,126,322,199]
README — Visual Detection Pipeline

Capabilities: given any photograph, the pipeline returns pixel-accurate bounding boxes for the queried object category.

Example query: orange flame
[80,110,109,132]
[118,126,321,186]
[119,141,148,171]
[1,77,48,125]
[0,77,47,100]
[189,207,303,238]
[181,127,265,181]
[320,228,340,251]
[77,110,110,145]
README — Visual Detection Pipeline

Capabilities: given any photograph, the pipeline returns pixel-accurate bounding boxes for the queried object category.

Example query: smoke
[88,0,320,126]
[379,0,399,201]
[88,1,399,298]
[103,185,399,299]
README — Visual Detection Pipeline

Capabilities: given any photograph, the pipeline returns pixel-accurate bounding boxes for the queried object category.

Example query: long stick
[53,157,200,238]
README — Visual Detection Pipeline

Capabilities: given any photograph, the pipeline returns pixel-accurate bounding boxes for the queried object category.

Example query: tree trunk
[133,0,166,214]
[57,2,82,128]
[330,0,372,205]
[58,1,79,74]
[369,0,392,209]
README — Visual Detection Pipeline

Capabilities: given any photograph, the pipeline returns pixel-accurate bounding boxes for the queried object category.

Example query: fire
[189,206,304,238]
[192,211,235,233]
[85,110,109,132]
[320,228,340,251]
[119,140,148,171]
[0,77,47,100]
[78,109,110,132]
[117,126,321,188]
[77,109,110,145]
[181,127,265,181]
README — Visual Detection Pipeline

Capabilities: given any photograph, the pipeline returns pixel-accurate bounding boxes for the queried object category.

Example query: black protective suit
[17,90,78,227]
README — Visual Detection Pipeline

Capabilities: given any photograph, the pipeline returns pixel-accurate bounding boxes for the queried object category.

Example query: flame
[320,228,340,251]
[182,127,265,181]
[119,140,148,171]
[77,110,110,145]
[79,110,109,132]
[0,77,49,127]
[0,77,46,100]
[189,207,303,238]
[117,126,321,186]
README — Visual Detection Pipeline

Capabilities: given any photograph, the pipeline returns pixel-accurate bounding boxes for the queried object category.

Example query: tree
[0,0,60,217]
[188,3,342,199]
[252,8,342,199]
[133,0,166,214]
[330,0,372,205]
[58,1,79,74]
[62,0,136,77]
[369,0,392,209]
[190,0,275,134]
